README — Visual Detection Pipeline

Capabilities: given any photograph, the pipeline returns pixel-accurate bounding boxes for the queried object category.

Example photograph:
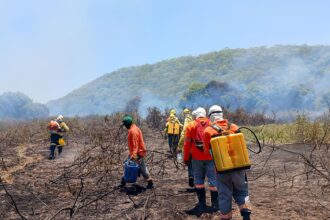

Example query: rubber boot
[185,188,206,217]
[120,177,126,188]
[186,177,195,192]
[240,208,251,220]
[58,146,63,155]
[146,180,154,189]
[49,145,55,160]
[188,177,194,188]
[208,191,219,213]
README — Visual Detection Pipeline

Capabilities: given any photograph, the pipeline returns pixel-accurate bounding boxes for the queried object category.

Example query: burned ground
[0,117,329,220]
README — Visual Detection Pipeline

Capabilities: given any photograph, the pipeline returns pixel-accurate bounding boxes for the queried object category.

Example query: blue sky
[1,0,329,103]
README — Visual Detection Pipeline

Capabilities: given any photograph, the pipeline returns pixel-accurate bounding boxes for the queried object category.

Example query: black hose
[238,126,262,154]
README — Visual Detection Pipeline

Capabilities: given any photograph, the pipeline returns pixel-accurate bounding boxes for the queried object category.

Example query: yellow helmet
[170,109,176,115]
[183,108,190,114]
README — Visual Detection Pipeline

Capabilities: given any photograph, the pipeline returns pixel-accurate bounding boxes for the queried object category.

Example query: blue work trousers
[168,134,179,154]
[50,133,63,158]
[216,170,249,214]
[192,159,217,187]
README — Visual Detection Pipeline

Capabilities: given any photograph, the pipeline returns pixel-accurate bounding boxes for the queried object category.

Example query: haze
[1,0,330,103]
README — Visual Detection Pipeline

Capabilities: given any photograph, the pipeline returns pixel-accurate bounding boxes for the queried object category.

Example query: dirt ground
[0,126,329,220]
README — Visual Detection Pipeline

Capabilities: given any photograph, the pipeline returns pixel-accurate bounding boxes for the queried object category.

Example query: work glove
[131,156,142,164]
[184,160,190,166]
[129,156,137,162]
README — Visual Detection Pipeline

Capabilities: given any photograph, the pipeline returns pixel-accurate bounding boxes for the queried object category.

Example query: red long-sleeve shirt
[183,117,212,161]
[127,124,147,159]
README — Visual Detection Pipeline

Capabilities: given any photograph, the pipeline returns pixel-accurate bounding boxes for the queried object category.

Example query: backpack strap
[211,122,232,136]
[211,123,223,133]
[227,122,232,131]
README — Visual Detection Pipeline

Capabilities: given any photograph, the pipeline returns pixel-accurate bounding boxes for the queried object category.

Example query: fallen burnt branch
[0,112,328,219]
[42,117,186,219]
[0,177,27,220]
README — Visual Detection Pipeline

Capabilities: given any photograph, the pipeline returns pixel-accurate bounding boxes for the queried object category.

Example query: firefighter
[48,115,69,160]
[183,107,218,216]
[165,109,177,122]
[120,115,154,189]
[170,109,176,116]
[178,108,194,188]
[203,105,251,220]
[164,113,182,155]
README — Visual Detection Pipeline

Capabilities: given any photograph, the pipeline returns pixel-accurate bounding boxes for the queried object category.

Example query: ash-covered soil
[0,125,329,220]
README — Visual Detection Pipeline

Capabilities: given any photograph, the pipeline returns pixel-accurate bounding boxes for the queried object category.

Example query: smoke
[166,46,330,120]
[60,147,79,163]
[227,47,330,117]
[265,57,327,114]
[49,46,330,120]
[0,92,49,120]
[137,89,169,117]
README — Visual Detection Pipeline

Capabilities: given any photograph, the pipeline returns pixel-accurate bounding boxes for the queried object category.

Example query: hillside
[0,92,49,120]
[47,45,330,116]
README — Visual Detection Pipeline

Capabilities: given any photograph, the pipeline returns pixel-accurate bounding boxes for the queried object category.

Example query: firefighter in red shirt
[120,115,154,189]
[203,105,251,220]
[183,107,218,216]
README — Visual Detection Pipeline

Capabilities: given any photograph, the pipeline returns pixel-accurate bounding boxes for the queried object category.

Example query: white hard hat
[208,105,223,122]
[194,107,206,118]
[208,105,223,116]
[56,115,64,121]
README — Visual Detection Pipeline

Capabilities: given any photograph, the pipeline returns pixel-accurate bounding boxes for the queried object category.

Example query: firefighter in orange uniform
[203,105,251,220]
[183,107,218,216]
[48,115,69,160]
[120,115,154,189]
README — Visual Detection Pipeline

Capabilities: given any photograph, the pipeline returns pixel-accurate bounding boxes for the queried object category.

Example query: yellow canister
[58,138,66,146]
[210,133,251,173]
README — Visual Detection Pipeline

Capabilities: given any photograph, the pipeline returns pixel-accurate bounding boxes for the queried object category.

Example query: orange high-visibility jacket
[183,117,212,161]
[203,119,239,155]
[128,124,147,159]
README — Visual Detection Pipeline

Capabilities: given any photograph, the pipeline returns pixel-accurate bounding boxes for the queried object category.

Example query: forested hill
[47,45,330,116]
[0,92,49,120]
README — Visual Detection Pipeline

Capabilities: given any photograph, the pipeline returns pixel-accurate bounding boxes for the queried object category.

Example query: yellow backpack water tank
[167,122,180,135]
[210,133,251,173]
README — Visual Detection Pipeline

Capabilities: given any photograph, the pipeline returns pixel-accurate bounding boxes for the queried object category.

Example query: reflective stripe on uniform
[209,186,217,191]
[239,203,251,210]
[195,184,204,189]
[220,211,232,219]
